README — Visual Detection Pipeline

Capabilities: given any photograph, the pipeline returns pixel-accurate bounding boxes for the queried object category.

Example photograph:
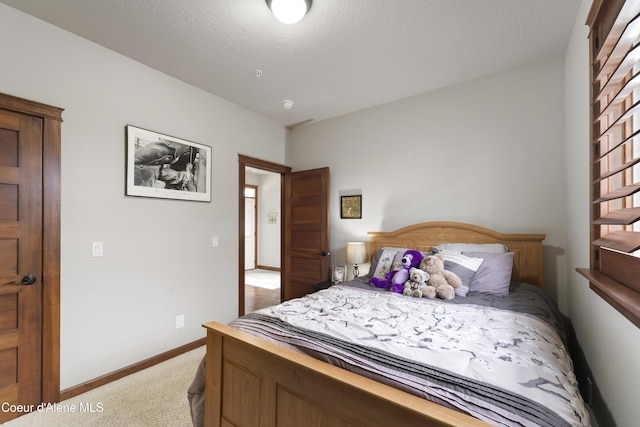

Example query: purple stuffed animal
[369,249,424,293]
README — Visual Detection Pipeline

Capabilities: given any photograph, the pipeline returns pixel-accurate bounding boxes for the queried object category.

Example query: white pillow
[435,243,507,253]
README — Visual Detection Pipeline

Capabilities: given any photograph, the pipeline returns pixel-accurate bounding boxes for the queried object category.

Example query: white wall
[287,58,569,307]
[0,4,285,389]
[564,2,640,426]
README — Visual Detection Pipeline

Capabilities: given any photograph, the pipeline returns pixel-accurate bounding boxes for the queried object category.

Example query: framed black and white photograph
[332,265,346,284]
[340,195,362,219]
[126,125,212,202]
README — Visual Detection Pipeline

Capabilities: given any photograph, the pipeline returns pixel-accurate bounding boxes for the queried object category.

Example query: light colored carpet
[245,268,280,289]
[3,346,205,427]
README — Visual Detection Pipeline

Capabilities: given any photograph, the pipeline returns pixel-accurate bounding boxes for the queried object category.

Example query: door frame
[238,155,290,316]
[0,92,62,403]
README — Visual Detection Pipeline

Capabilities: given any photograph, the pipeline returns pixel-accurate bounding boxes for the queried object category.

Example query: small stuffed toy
[403,267,435,298]
[419,254,462,300]
[369,249,424,293]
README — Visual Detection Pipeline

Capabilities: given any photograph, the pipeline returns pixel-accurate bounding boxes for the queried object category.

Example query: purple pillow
[464,251,515,296]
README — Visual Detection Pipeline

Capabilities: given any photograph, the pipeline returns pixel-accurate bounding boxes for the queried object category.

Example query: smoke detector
[282,100,294,109]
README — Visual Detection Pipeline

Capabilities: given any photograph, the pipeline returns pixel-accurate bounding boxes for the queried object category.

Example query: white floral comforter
[231,284,590,427]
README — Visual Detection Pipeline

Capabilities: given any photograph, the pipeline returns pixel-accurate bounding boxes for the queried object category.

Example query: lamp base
[353,264,360,278]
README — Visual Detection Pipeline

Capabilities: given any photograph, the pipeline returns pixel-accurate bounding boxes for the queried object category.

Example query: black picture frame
[125,125,212,202]
[340,195,362,219]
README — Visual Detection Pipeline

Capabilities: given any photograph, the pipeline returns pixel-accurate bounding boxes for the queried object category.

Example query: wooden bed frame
[203,222,546,427]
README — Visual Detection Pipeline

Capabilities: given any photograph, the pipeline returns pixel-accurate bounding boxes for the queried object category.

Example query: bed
[189,221,590,427]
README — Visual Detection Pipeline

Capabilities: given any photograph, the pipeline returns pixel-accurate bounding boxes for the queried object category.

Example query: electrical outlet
[212,236,219,248]
[176,314,185,329]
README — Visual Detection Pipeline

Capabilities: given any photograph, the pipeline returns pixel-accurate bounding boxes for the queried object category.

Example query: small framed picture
[332,265,347,284]
[340,195,362,219]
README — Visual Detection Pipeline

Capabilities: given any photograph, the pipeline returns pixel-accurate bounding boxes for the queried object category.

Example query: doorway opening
[243,176,280,313]
[238,156,290,316]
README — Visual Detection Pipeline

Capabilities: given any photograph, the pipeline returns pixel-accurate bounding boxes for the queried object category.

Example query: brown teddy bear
[419,254,462,300]
[402,267,435,298]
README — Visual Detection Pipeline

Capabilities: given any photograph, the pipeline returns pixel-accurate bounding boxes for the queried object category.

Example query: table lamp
[346,242,367,278]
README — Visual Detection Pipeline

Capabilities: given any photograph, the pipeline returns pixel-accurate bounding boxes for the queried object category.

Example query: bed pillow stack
[433,243,514,296]
[369,243,516,297]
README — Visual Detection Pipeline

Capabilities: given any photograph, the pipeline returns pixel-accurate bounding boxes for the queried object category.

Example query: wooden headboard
[368,221,546,288]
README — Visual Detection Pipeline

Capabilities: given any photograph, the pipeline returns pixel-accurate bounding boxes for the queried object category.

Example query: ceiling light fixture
[266,0,312,24]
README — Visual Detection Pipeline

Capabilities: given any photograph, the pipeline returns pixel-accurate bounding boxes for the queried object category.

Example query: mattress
[228,280,589,427]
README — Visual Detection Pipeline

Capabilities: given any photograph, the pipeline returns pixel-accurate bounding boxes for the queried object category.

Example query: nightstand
[313,280,333,292]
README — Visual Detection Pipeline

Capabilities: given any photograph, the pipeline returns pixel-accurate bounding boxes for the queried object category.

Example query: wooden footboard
[203,321,490,427]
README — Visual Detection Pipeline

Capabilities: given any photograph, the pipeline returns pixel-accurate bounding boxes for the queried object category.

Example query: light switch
[92,242,104,257]
[176,314,185,329]
[212,236,219,248]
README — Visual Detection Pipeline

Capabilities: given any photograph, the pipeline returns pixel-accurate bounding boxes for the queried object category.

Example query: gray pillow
[464,251,515,296]
[438,251,484,297]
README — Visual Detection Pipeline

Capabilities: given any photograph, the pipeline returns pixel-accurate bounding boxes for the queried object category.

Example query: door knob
[21,275,37,285]
[318,251,330,256]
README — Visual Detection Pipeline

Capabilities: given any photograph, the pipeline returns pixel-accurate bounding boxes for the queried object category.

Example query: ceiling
[1,0,581,128]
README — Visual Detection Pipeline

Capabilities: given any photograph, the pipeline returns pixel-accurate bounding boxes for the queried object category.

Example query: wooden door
[0,109,44,421]
[283,168,330,300]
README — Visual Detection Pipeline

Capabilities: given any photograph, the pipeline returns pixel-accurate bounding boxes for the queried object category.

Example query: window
[580,0,640,327]
[244,186,256,198]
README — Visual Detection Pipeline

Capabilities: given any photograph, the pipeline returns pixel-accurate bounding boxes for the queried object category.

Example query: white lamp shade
[268,0,310,24]
[346,242,367,265]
